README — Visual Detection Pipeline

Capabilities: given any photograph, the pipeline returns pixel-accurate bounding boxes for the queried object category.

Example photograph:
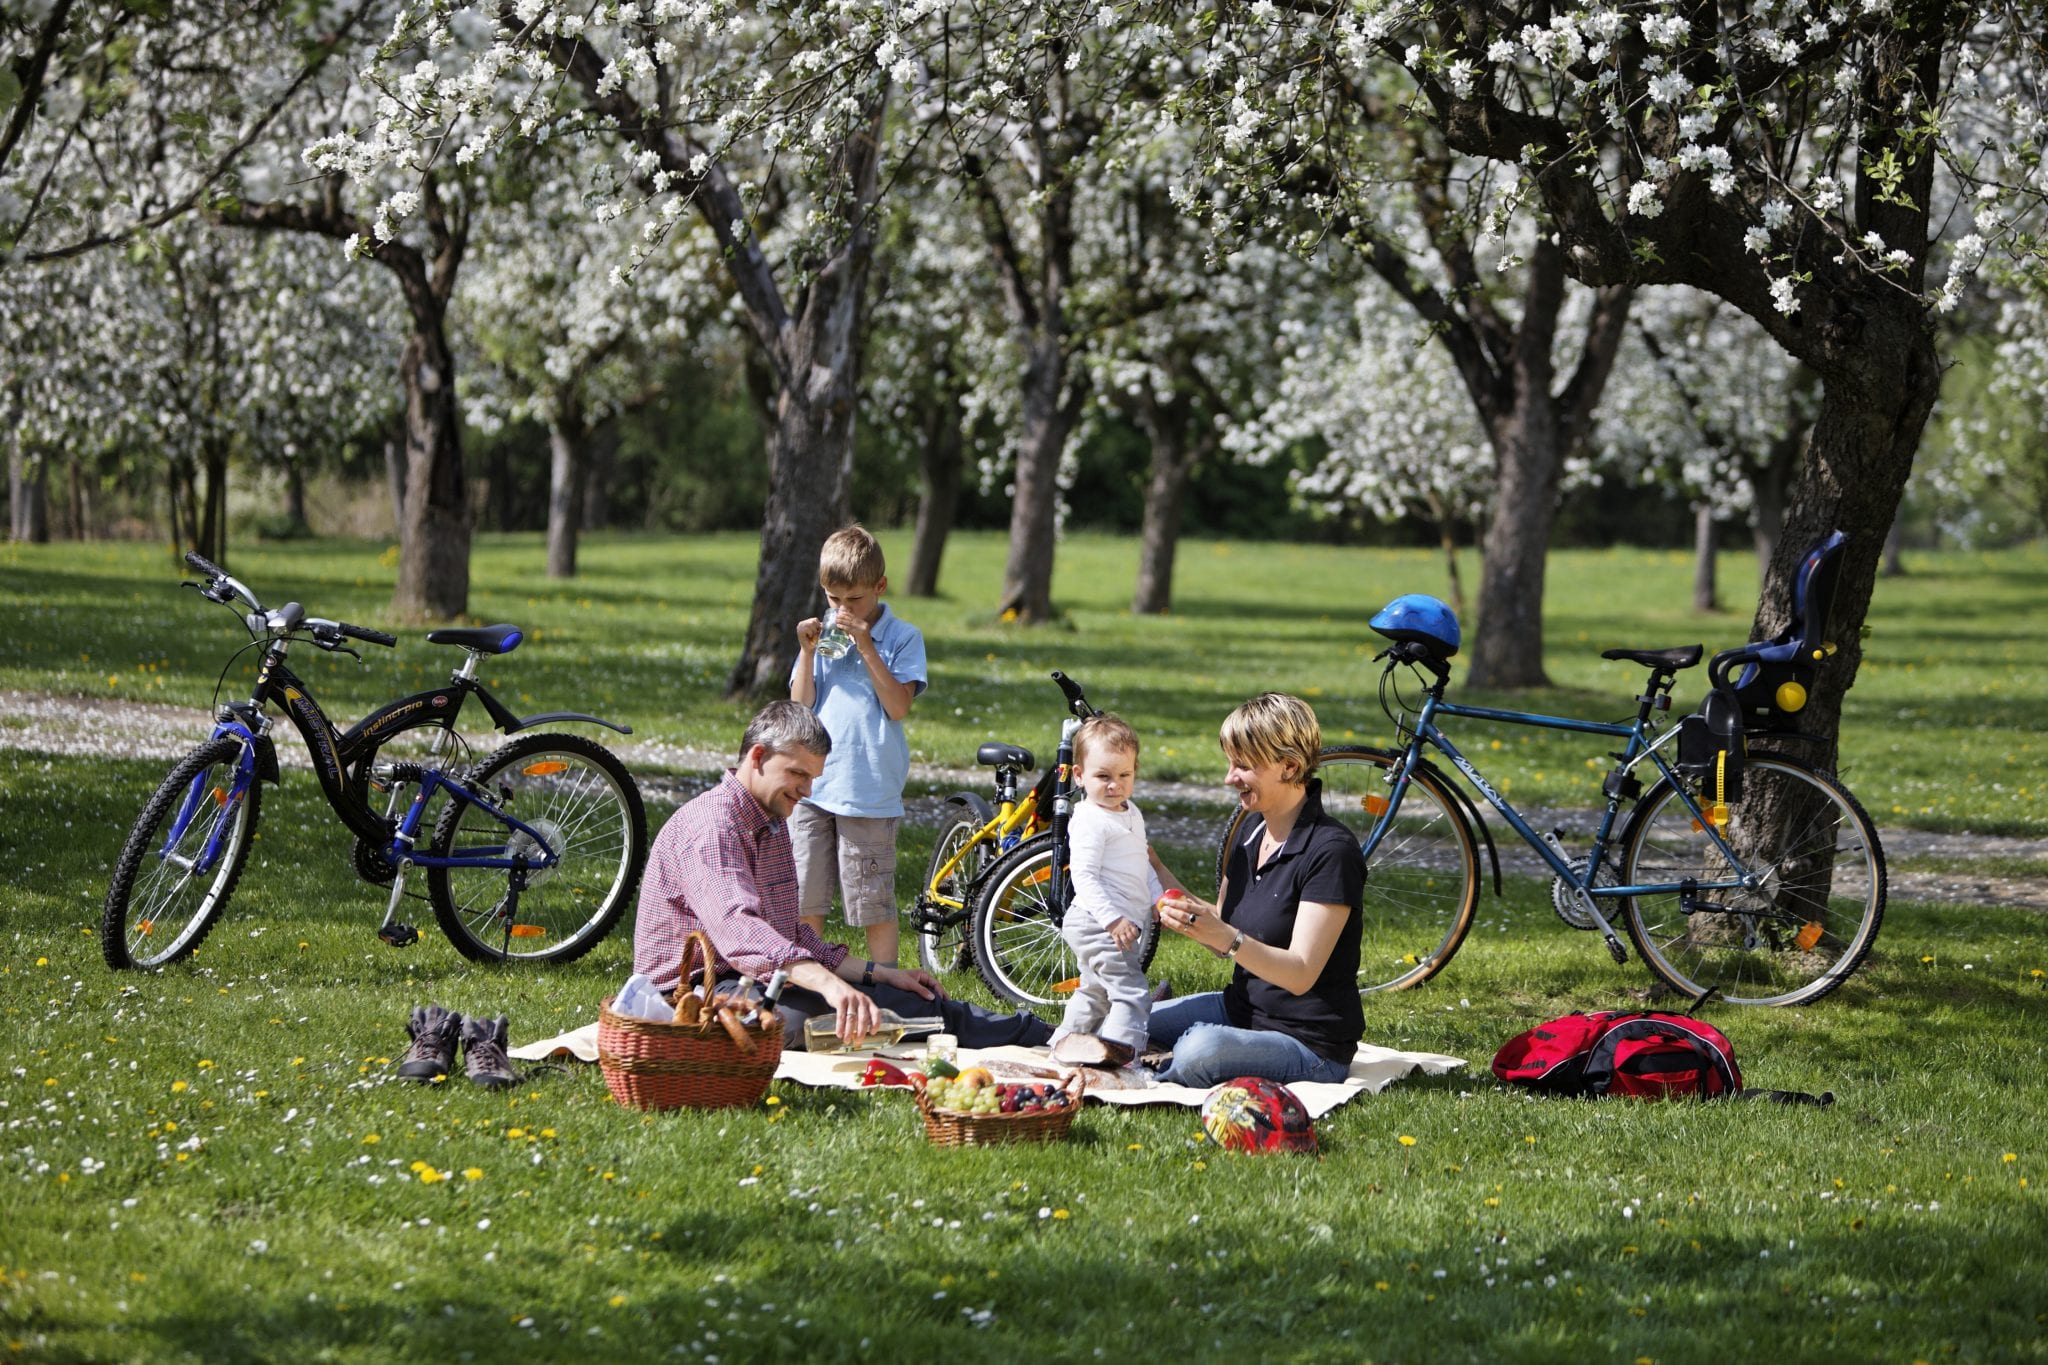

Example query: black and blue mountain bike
[101,553,648,970]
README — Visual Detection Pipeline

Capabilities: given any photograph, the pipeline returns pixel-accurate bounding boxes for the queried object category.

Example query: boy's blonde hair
[819,523,886,590]
[1073,713,1140,769]
[1219,693,1321,784]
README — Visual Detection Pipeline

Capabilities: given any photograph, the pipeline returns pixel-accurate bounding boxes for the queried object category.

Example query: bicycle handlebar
[180,555,397,649]
[1049,670,1097,719]
[336,621,398,648]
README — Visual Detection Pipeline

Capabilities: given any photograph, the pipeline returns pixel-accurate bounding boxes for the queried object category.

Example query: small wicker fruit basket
[910,1068,1087,1146]
[597,931,783,1111]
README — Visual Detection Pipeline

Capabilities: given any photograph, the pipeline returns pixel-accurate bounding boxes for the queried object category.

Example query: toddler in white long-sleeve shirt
[1049,715,1185,1069]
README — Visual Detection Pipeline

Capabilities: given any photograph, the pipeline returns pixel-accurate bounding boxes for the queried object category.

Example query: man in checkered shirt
[633,701,1052,1050]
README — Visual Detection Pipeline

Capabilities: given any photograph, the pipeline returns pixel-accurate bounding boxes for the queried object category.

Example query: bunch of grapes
[926,1078,1070,1115]
[927,1077,1003,1114]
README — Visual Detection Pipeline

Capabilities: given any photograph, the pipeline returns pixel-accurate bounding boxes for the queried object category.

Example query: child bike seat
[977,742,1034,770]
[425,625,525,655]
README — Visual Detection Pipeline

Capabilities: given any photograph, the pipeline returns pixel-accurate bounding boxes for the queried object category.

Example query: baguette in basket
[597,930,783,1111]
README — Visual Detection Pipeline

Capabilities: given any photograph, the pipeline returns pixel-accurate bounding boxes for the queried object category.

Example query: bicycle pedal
[378,922,421,948]
[1605,936,1628,965]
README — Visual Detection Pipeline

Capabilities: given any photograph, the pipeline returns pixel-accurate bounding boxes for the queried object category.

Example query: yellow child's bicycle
[913,671,1160,1006]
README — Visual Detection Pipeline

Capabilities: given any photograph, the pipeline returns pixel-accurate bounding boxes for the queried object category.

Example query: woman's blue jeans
[1145,992,1352,1088]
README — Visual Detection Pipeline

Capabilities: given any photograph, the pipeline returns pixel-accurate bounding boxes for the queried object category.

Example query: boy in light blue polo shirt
[790,524,927,967]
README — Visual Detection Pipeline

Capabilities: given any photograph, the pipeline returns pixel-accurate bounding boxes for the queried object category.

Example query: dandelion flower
[1399,1135,1418,1147]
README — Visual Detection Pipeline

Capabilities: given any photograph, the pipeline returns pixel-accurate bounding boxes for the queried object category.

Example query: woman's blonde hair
[1219,693,1321,783]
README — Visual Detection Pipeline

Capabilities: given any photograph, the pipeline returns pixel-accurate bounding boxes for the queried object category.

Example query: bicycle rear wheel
[1216,746,1479,995]
[103,737,261,969]
[971,834,1161,1006]
[426,733,648,964]
[1618,755,1885,1006]
[915,793,994,976]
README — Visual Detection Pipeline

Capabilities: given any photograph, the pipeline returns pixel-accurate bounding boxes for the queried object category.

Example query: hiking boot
[461,1014,518,1090]
[397,1005,463,1082]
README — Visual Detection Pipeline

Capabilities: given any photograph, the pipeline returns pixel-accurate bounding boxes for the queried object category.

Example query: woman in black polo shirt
[1147,693,1365,1087]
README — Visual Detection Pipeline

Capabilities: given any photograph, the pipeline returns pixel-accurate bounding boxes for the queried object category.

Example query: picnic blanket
[509,1023,1464,1120]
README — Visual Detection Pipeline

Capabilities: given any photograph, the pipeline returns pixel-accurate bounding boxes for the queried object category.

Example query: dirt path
[7,688,2042,908]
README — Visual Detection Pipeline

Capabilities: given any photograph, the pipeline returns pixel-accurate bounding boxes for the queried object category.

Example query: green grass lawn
[2,531,2042,832]
[3,533,2046,1361]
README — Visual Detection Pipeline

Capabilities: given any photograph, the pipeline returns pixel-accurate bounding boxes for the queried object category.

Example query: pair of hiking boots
[397,1005,518,1089]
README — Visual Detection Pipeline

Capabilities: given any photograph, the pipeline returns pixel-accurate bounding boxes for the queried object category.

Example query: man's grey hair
[741,700,831,762]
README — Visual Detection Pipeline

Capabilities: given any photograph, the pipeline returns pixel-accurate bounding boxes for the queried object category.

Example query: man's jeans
[764,980,1052,1052]
[1145,992,1351,1088]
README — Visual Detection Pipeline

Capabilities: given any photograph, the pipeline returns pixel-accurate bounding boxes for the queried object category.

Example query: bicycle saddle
[977,742,1034,770]
[1600,645,1702,670]
[425,625,524,655]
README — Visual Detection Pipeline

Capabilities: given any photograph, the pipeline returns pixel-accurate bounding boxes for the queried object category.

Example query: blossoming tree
[1134,0,2046,750]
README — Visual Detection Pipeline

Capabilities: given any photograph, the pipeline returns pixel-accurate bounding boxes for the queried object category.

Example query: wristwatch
[861,959,876,986]
[1225,929,1246,958]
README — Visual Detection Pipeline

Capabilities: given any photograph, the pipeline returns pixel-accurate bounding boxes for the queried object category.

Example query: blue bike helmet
[1370,594,1462,657]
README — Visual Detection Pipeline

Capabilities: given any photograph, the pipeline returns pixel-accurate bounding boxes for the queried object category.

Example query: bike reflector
[521,760,570,777]
[508,925,547,938]
[1025,866,1051,886]
[212,787,228,806]
[1794,922,1824,952]
[1051,977,1079,995]
[1362,794,1390,816]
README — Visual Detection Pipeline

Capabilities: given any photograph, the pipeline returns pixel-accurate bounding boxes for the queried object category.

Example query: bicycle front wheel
[1619,755,1885,1006]
[427,733,648,964]
[1216,746,1479,995]
[103,737,262,969]
[916,793,994,976]
[971,834,1160,1006]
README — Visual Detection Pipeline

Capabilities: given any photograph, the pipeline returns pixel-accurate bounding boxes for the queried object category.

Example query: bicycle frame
[924,791,1041,912]
[165,722,566,879]
[1371,684,1761,937]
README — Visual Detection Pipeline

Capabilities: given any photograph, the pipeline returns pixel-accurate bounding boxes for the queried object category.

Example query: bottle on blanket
[802,1008,945,1052]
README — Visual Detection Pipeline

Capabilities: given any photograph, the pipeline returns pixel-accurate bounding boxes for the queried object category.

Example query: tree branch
[20,0,377,264]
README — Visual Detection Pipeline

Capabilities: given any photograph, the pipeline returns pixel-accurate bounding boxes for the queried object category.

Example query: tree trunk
[285,459,308,533]
[1756,318,1942,774]
[545,392,586,580]
[1882,516,1906,578]
[391,317,470,621]
[719,94,885,697]
[1466,404,1564,689]
[583,418,618,530]
[1692,505,1719,613]
[722,236,872,699]
[197,439,228,565]
[9,444,49,543]
[383,431,407,537]
[904,386,963,598]
[1131,410,1202,616]
[724,373,861,697]
[1427,493,1468,619]
[998,337,1081,623]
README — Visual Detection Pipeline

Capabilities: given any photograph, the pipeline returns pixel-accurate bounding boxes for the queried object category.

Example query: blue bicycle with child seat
[1217,533,1885,1007]
[101,553,648,970]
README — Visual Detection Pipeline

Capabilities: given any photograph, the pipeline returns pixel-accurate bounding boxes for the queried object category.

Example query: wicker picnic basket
[910,1068,1087,1147]
[597,931,783,1111]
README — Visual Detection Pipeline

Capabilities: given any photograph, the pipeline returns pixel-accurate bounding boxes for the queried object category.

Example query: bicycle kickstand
[1562,880,1629,965]
[377,862,421,948]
